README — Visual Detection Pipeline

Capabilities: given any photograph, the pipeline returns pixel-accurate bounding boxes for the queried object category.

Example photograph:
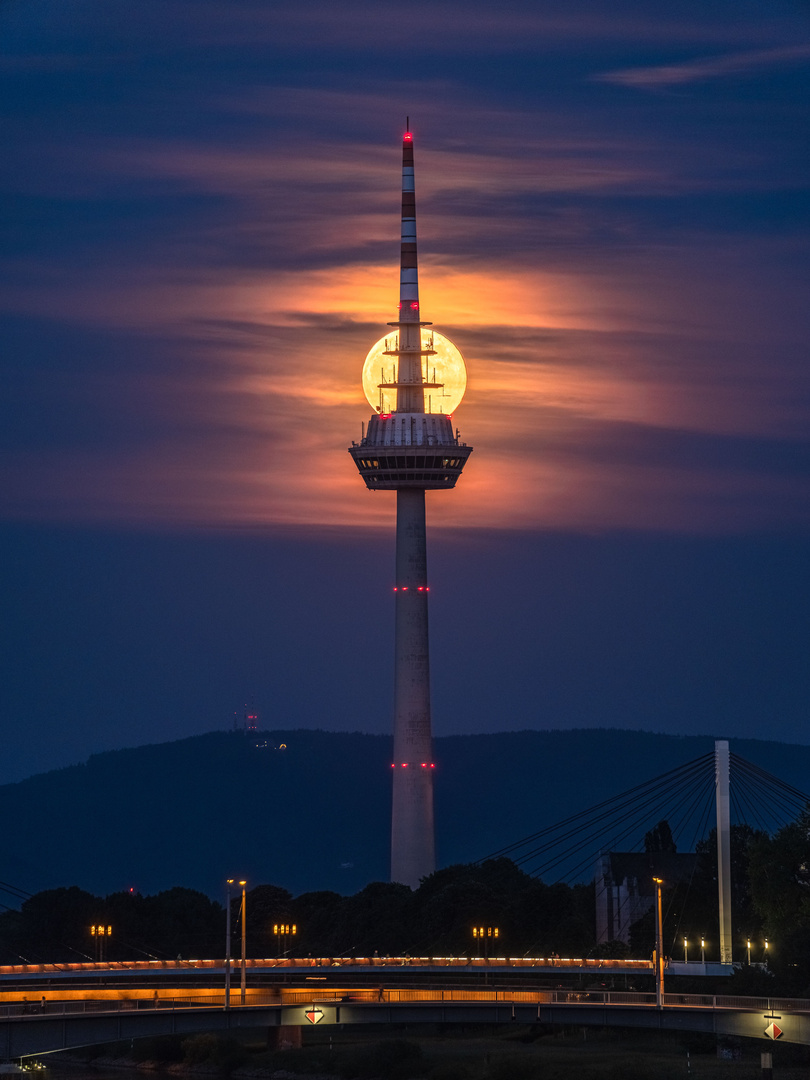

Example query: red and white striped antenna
[399,119,419,321]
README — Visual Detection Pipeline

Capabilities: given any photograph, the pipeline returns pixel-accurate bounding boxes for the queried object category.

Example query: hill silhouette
[1,728,808,899]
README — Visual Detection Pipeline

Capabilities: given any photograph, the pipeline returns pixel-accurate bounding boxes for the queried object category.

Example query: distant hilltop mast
[234,704,259,735]
[349,122,473,889]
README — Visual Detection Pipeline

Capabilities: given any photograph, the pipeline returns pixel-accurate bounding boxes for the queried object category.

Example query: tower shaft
[391,488,435,885]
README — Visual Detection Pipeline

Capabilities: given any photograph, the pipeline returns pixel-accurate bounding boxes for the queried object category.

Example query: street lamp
[274,923,297,957]
[683,937,688,964]
[764,937,769,964]
[472,926,498,960]
[225,880,235,1007]
[701,936,705,964]
[652,878,664,1010]
[747,938,751,966]
[239,881,248,1005]
[90,925,112,963]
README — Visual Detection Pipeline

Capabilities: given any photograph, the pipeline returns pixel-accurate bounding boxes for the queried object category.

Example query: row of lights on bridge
[679,936,770,962]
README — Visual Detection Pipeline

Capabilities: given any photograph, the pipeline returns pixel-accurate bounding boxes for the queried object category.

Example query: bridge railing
[0,998,221,1019]
[4,990,810,1019]
[0,956,654,976]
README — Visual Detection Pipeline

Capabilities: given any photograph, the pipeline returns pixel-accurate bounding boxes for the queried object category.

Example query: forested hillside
[1,728,809,898]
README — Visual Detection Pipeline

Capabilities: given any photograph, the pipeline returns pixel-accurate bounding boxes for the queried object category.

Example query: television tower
[349,123,473,888]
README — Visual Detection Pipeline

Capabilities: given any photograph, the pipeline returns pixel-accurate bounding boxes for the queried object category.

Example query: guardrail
[3,989,810,1019]
[0,956,653,976]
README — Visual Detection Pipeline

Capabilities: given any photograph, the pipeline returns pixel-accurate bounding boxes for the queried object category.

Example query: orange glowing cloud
[5,106,806,537]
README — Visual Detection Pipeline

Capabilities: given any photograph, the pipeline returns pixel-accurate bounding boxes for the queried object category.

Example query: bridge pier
[267,1025,302,1051]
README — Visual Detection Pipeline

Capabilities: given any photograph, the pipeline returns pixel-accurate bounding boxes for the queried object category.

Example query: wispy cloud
[597,44,810,89]
[2,0,809,535]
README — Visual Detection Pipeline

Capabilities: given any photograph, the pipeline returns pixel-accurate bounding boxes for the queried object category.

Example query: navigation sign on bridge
[765,1021,783,1040]
[305,1007,324,1024]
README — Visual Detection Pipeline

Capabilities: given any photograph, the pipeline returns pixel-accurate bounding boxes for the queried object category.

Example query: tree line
[0,861,593,966]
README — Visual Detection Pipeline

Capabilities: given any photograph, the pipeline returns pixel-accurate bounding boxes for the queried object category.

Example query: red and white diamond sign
[305,1008,324,1024]
[765,1022,782,1040]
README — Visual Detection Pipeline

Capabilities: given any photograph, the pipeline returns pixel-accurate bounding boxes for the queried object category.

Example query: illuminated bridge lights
[390,763,435,768]
[393,586,429,591]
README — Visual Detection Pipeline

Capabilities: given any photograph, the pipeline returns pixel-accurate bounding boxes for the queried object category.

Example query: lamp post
[239,881,247,1005]
[701,936,705,964]
[274,923,297,957]
[747,938,751,966]
[683,937,688,964]
[89,924,112,963]
[652,878,664,1010]
[225,880,234,1008]
[472,926,498,960]
[764,937,769,964]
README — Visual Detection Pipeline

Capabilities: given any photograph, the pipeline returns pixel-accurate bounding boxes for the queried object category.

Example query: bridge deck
[2,988,809,1056]
[0,956,654,981]
[3,987,808,1016]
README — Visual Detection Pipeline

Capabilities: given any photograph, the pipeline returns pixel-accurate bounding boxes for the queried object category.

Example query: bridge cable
[731,755,810,827]
[506,757,713,875]
[528,760,714,883]
[668,775,717,950]
[734,769,801,825]
[731,754,810,804]
[479,753,715,863]
[529,772,711,883]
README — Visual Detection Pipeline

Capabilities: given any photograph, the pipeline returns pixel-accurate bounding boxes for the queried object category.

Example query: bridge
[0,955,804,1057]
[1,743,804,1059]
[0,983,806,1057]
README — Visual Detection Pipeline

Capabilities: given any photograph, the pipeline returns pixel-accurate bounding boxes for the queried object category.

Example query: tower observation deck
[349,124,473,889]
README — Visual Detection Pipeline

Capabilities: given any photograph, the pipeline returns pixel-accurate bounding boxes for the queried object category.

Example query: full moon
[362,329,467,415]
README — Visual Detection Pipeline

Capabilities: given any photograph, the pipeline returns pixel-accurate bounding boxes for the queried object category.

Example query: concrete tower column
[391,487,435,886]
[715,739,732,965]
[349,122,473,891]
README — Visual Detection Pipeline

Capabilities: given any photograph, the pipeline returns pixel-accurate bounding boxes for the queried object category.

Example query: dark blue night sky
[1,0,809,784]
